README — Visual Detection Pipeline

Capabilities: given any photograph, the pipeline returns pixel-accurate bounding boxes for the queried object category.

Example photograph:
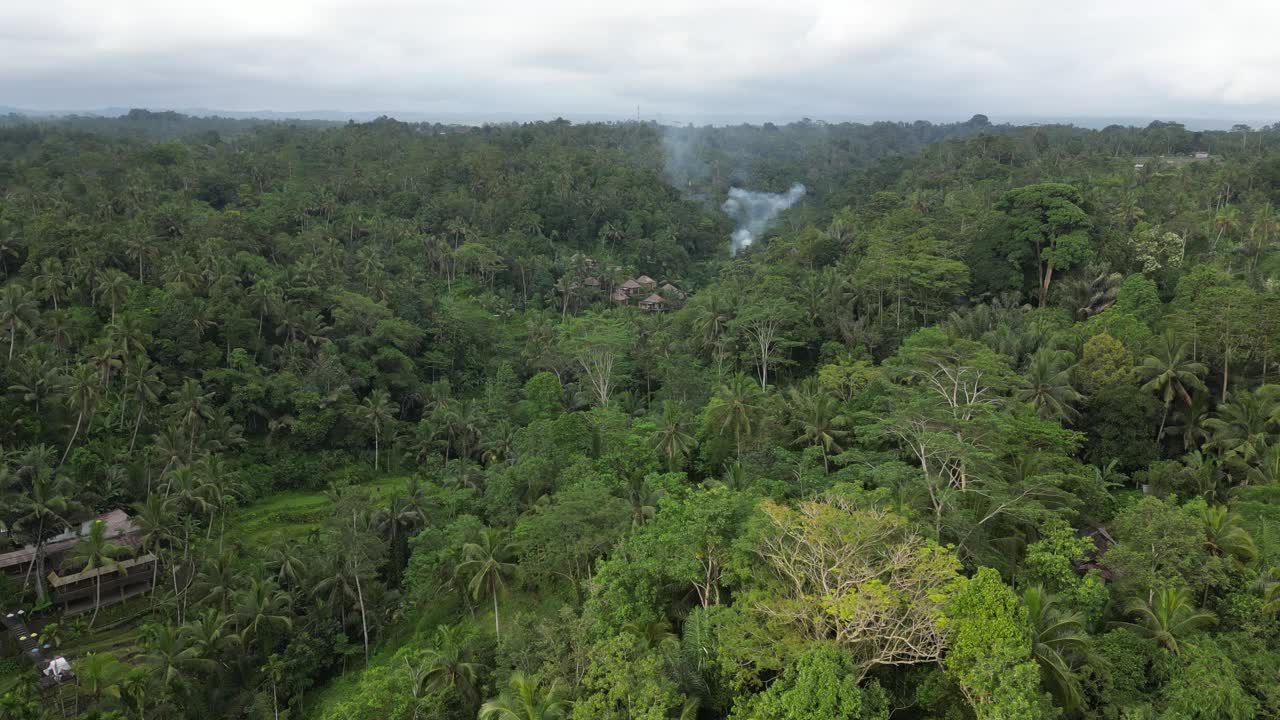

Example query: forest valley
[2,111,1280,720]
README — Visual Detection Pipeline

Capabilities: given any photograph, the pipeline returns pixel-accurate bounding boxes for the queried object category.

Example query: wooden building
[638,293,668,312]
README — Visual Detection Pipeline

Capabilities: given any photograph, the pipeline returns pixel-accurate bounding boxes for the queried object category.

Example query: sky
[3,0,1280,125]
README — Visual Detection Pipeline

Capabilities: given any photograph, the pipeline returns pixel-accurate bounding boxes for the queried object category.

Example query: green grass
[225,475,411,547]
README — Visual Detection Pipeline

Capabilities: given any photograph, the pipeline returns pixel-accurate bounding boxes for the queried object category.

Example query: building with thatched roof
[659,283,686,300]
[638,293,667,312]
[611,289,630,304]
[636,275,657,288]
[620,278,643,296]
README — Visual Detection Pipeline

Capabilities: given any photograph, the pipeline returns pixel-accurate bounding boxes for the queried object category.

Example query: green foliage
[944,568,1056,720]
[730,643,889,720]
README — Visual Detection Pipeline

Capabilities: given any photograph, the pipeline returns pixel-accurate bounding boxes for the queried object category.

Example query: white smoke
[721,183,806,255]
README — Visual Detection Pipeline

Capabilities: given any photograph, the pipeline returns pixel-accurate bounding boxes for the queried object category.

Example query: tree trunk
[91,572,102,627]
[492,585,501,642]
[353,512,370,663]
[61,410,84,465]
[130,403,145,452]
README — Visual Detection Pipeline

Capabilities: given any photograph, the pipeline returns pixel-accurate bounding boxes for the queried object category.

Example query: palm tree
[76,652,124,704]
[707,373,764,459]
[11,469,81,600]
[66,519,131,626]
[8,348,65,415]
[355,389,396,472]
[181,608,240,664]
[31,257,68,311]
[456,527,518,641]
[624,475,660,528]
[1018,350,1084,423]
[412,624,482,708]
[133,492,177,603]
[651,401,695,471]
[140,623,218,698]
[1137,332,1207,440]
[1054,263,1121,320]
[1167,391,1214,452]
[126,355,165,452]
[785,383,850,472]
[247,278,283,343]
[1024,586,1088,710]
[60,363,100,463]
[0,282,39,362]
[194,545,241,614]
[1114,587,1216,655]
[1198,504,1257,567]
[235,576,293,652]
[267,541,308,591]
[168,379,216,460]
[1213,205,1239,254]
[1205,389,1278,482]
[93,269,131,324]
[479,672,570,720]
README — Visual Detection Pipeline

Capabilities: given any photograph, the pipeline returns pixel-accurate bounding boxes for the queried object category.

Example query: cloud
[2,0,1279,120]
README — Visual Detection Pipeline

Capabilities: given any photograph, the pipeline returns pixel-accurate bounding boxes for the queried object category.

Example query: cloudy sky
[3,0,1279,124]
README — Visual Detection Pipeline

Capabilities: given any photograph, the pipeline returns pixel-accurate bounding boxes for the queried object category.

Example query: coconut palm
[266,541,308,590]
[235,576,293,652]
[1018,349,1083,423]
[413,624,482,707]
[93,269,131,324]
[0,282,39,362]
[182,608,241,664]
[786,382,850,472]
[651,401,695,471]
[624,475,660,528]
[1205,389,1278,482]
[140,623,218,697]
[66,519,131,626]
[126,355,165,452]
[1198,504,1257,566]
[1213,205,1239,254]
[1167,391,1214,452]
[11,469,81,600]
[355,389,396,472]
[707,373,764,459]
[1114,587,1216,655]
[76,652,124,704]
[168,379,215,461]
[1024,586,1088,710]
[479,672,570,720]
[456,527,518,641]
[31,257,67,310]
[1137,332,1207,440]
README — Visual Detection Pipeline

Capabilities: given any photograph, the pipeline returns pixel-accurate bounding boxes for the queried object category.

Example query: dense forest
[2,110,1280,720]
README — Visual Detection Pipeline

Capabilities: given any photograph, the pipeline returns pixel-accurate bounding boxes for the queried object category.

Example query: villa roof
[636,275,657,286]
[640,293,665,304]
[620,279,642,289]
[0,510,139,570]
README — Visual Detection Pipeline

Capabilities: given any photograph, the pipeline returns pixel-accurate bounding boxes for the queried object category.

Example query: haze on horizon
[3,0,1279,126]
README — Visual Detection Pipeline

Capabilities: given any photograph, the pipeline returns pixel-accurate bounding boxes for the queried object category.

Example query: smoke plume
[721,184,806,254]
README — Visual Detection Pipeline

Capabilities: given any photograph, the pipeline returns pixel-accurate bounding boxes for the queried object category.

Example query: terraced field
[224,475,411,547]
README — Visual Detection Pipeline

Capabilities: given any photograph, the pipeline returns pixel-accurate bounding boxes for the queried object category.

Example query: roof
[636,275,656,285]
[620,279,641,289]
[48,554,156,588]
[0,510,139,570]
[611,290,629,302]
[639,294,665,304]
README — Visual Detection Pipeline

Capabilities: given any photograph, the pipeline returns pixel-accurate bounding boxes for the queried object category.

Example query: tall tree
[66,519,131,626]
[455,527,518,641]
[996,183,1094,307]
